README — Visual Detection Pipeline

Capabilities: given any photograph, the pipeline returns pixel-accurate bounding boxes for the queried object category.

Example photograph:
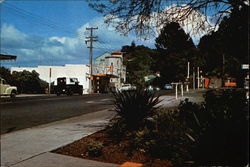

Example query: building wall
[93,51,126,90]
[11,64,90,94]
[93,52,111,75]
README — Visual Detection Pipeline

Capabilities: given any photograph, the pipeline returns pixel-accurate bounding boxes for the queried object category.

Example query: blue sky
[0,0,212,68]
[1,0,153,68]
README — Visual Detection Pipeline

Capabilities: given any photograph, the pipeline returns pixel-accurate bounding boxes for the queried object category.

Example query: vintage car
[0,77,17,98]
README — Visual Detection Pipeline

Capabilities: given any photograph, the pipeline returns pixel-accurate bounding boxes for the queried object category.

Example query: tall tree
[155,22,195,53]
[154,22,200,84]
[198,4,249,81]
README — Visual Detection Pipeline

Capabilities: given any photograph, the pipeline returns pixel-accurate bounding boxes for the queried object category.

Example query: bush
[112,89,161,131]
[86,140,104,157]
[133,109,194,166]
[179,89,249,166]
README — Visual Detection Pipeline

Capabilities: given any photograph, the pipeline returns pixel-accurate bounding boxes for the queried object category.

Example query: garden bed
[53,128,173,167]
[53,89,249,167]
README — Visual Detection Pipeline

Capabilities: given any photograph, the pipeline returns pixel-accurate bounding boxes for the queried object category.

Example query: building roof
[111,51,125,55]
[0,54,17,61]
[93,74,119,78]
[112,51,122,54]
[105,56,121,59]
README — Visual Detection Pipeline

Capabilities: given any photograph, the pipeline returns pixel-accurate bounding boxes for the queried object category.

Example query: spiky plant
[113,89,161,131]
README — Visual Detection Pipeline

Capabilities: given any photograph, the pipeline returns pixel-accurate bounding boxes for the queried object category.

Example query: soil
[53,128,173,167]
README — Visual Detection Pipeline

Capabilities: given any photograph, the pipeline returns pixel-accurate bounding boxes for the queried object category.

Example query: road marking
[86,98,112,104]
[100,98,112,101]
[86,101,95,103]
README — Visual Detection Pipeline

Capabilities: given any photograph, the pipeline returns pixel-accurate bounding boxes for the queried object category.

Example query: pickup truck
[55,77,83,96]
[0,77,17,98]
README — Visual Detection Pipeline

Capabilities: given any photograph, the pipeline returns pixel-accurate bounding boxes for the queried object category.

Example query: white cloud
[1,6,216,68]
[0,19,140,67]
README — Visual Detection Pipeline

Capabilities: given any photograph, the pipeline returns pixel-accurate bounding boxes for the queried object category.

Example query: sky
[0,0,212,68]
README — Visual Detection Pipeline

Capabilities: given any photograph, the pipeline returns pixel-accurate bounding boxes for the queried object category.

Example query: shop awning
[93,74,119,78]
[0,54,17,61]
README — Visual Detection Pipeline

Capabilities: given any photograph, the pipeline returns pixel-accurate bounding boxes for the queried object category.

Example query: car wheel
[10,90,16,98]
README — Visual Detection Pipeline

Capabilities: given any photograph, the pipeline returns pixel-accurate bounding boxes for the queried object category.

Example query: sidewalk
[1,109,117,167]
[1,90,205,167]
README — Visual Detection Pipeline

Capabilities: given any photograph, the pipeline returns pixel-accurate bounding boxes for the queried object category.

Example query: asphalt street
[0,94,114,134]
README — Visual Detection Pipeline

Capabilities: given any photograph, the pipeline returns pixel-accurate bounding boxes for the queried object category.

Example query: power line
[2,2,76,36]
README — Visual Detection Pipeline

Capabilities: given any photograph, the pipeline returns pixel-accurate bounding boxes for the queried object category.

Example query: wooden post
[181,84,183,97]
[175,84,178,99]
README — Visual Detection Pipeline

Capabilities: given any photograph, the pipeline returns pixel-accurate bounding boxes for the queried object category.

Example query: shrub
[179,89,249,166]
[133,109,194,166]
[112,89,161,131]
[86,140,104,157]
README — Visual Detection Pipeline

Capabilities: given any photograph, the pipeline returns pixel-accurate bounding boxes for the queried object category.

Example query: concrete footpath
[1,110,117,167]
[1,90,205,167]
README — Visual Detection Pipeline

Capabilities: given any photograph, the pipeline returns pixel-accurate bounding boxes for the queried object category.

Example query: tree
[88,0,248,37]
[121,43,156,87]
[155,22,195,53]
[198,4,249,83]
[0,67,14,85]
[11,70,48,94]
[154,22,201,84]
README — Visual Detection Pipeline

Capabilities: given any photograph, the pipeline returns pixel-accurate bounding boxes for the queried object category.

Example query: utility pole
[222,53,225,86]
[193,67,195,89]
[197,67,200,89]
[48,67,52,96]
[186,61,190,92]
[85,27,98,94]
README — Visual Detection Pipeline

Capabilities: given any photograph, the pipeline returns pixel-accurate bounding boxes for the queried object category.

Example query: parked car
[0,77,17,98]
[118,84,136,91]
[164,84,173,89]
[145,85,160,91]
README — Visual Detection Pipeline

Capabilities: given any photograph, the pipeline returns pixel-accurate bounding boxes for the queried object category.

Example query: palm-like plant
[113,89,161,131]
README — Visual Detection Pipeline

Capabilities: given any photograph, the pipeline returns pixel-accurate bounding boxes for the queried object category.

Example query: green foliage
[113,89,161,131]
[121,43,157,87]
[0,67,14,84]
[0,67,48,94]
[155,22,195,52]
[179,89,249,166]
[86,140,104,157]
[154,22,202,83]
[107,118,127,138]
[198,5,249,81]
[132,109,193,166]
[12,70,48,93]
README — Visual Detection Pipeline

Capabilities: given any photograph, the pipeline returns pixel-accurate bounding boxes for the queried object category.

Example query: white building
[93,51,126,90]
[11,64,90,94]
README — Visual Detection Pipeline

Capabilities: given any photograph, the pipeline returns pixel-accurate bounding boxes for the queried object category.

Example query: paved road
[0,94,113,134]
[0,89,180,135]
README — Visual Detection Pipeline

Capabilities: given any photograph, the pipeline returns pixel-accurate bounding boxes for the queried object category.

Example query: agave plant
[113,89,161,131]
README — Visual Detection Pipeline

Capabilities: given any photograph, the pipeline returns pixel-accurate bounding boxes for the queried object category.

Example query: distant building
[93,51,126,92]
[10,51,126,94]
[11,64,90,94]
